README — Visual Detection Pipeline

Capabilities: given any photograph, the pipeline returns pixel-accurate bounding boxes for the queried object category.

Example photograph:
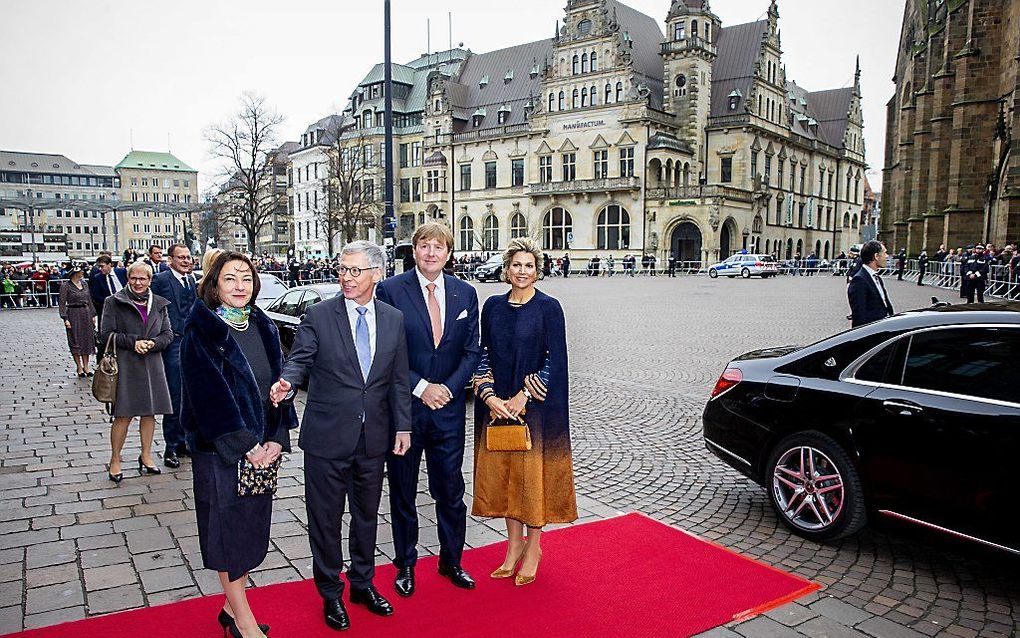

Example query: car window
[271,290,304,317]
[854,340,900,383]
[899,327,1020,403]
[259,276,289,300]
[299,291,322,314]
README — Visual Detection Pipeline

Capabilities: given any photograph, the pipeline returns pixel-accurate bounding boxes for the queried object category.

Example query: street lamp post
[24,187,38,264]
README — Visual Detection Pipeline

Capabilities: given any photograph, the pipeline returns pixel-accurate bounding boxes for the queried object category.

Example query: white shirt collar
[862,264,879,278]
[415,267,444,293]
[345,297,376,316]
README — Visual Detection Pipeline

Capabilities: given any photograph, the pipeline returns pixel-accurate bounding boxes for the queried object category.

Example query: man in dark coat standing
[89,254,127,319]
[917,250,929,286]
[376,223,481,598]
[848,240,894,328]
[962,243,990,303]
[150,244,197,468]
[561,253,570,278]
[271,240,411,632]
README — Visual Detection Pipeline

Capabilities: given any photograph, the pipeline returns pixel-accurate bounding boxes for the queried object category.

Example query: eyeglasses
[128,277,150,283]
[337,266,379,277]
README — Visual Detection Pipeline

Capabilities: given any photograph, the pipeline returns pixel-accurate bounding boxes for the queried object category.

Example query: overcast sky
[0,0,901,192]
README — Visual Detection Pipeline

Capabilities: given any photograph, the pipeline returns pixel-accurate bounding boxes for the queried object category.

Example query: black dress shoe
[349,586,393,616]
[323,598,350,631]
[438,563,476,590]
[394,566,415,598]
[216,608,269,635]
[163,450,180,469]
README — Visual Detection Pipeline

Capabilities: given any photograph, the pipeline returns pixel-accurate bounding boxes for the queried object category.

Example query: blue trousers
[387,418,467,569]
[161,338,188,451]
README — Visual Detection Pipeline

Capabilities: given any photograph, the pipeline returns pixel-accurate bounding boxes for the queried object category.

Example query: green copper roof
[115,150,196,173]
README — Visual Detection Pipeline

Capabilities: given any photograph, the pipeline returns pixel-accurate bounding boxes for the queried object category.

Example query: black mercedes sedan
[703,302,1020,554]
[262,283,342,353]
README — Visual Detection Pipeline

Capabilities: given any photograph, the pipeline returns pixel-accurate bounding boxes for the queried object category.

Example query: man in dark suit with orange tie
[848,240,894,328]
[376,222,481,598]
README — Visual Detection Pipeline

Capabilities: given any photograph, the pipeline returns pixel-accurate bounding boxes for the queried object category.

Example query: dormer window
[472,108,486,127]
[727,89,742,111]
[530,64,540,79]
[479,75,489,88]
[674,21,685,41]
[504,69,514,83]
[497,105,511,124]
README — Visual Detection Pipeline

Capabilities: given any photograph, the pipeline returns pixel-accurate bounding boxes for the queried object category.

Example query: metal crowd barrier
[0,277,68,310]
[888,259,1018,301]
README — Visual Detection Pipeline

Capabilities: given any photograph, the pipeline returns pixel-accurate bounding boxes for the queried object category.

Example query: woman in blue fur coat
[180,252,297,638]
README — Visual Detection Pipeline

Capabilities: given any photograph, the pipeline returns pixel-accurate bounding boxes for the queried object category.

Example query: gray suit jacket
[281,295,411,460]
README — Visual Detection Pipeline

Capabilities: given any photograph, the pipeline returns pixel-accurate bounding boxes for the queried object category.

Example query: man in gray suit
[271,241,411,632]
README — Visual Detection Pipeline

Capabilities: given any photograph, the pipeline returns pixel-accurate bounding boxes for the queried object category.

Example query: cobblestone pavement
[1,275,1017,637]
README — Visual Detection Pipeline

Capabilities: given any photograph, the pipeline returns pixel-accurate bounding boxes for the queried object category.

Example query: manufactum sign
[562,119,607,131]
[667,200,699,206]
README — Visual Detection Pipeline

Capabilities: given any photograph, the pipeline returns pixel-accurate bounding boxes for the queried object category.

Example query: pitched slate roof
[804,87,854,149]
[450,39,553,131]
[710,20,768,118]
[607,0,666,99]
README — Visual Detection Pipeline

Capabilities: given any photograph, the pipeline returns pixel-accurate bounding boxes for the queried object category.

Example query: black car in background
[262,284,342,353]
[703,302,1020,554]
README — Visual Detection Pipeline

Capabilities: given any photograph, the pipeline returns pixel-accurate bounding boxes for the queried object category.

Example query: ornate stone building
[882,0,1019,253]
[299,0,866,263]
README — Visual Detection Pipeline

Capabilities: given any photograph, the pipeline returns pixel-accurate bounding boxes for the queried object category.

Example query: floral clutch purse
[237,457,283,497]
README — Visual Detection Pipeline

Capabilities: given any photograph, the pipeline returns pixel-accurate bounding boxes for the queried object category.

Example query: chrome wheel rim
[772,446,845,531]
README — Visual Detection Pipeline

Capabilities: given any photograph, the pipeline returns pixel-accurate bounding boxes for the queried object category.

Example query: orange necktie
[426,283,443,347]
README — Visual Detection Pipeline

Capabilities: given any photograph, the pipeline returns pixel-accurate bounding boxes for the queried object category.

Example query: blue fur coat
[179,299,298,464]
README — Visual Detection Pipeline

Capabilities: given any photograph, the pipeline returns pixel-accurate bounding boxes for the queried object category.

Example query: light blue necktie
[355,306,371,381]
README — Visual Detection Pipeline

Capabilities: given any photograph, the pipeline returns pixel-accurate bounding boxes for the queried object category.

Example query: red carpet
[7,513,817,637]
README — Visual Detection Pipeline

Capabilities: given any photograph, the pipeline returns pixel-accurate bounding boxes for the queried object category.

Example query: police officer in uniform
[962,244,990,303]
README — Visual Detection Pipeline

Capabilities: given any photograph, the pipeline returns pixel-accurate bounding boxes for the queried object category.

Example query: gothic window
[510,212,528,239]
[460,216,475,250]
[597,204,630,250]
[605,83,613,103]
[572,55,579,75]
[482,214,499,251]
[752,214,764,234]
[581,53,589,73]
[591,51,598,72]
[558,91,565,110]
[590,84,598,105]
[581,87,588,107]
[543,206,573,250]
[778,161,784,191]
[572,89,579,108]
[751,151,759,180]
[549,93,555,112]
[615,82,624,102]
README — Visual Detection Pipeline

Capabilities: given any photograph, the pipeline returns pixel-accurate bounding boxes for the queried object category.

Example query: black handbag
[237,456,282,497]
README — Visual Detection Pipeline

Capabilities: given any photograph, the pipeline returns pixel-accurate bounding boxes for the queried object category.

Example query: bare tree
[318,122,384,254]
[205,93,285,254]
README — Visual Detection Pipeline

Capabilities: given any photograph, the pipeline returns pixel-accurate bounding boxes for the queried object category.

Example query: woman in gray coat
[100,261,174,482]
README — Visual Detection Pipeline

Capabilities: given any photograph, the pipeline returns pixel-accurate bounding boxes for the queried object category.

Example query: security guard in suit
[962,244,990,303]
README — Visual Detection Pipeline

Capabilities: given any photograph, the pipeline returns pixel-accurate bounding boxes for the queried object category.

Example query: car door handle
[882,399,923,416]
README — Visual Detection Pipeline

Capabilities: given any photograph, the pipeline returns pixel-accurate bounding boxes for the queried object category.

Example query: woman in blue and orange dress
[472,237,577,586]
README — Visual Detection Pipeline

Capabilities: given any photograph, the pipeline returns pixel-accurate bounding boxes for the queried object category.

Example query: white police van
[706,252,778,279]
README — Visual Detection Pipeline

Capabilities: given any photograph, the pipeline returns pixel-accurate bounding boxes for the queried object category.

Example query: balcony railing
[528,176,641,196]
[660,37,716,55]
[707,113,751,128]
[646,185,753,203]
[450,123,531,143]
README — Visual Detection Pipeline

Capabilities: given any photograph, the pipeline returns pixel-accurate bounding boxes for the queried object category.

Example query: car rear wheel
[709,269,718,278]
[741,268,751,279]
[766,431,866,541]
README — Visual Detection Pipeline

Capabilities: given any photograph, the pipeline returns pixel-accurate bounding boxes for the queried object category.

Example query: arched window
[752,214,763,234]
[615,82,624,102]
[842,212,851,227]
[459,216,475,251]
[581,53,589,73]
[596,204,630,250]
[590,85,598,105]
[549,93,555,112]
[572,89,579,108]
[558,91,565,110]
[581,87,588,107]
[482,214,499,251]
[434,99,441,112]
[590,51,598,72]
[543,207,573,250]
[510,212,528,239]
[572,55,579,75]
[851,214,859,229]
[605,83,613,103]
[691,20,698,39]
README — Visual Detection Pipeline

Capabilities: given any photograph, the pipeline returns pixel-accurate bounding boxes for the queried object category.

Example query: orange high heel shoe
[490,546,525,579]
[514,550,542,586]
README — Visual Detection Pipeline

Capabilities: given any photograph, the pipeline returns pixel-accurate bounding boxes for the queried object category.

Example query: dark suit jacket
[282,296,411,460]
[376,270,481,435]
[89,268,128,307]
[151,270,197,336]
[848,267,894,327]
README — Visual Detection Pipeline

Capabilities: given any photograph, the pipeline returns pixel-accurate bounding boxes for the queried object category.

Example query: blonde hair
[501,237,543,284]
[201,248,224,274]
[412,222,454,252]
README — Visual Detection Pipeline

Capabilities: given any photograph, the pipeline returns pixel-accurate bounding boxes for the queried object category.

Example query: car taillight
[755,261,762,267]
[710,367,742,398]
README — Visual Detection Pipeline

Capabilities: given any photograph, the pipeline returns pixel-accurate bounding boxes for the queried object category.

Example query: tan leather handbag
[486,412,532,452]
[91,332,118,413]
